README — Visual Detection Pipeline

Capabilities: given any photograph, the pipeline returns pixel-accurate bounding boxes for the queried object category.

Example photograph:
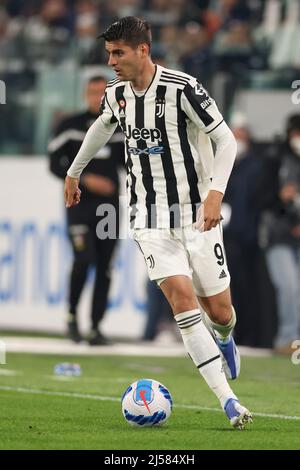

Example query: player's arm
[181,80,237,230]
[65,93,118,207]
[203,122,237,230]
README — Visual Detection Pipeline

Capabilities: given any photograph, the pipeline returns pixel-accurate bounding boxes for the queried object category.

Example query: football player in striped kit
[64,16,252,429]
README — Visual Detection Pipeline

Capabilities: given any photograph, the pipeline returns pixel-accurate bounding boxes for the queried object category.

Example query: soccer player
[64,17,252,429]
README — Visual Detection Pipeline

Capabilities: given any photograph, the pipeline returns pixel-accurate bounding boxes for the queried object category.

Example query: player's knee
[209,304,233,325]
[169,292,198,315]
[160,277,198,314]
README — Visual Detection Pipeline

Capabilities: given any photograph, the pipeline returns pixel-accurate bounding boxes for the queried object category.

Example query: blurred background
[1,0,300,351]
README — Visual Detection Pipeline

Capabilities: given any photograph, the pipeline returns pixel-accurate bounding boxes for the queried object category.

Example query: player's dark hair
[98,16,152,50]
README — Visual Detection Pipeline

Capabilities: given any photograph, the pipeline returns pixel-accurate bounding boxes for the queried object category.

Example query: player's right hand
[202,190,223,231]
[64,175,81,208]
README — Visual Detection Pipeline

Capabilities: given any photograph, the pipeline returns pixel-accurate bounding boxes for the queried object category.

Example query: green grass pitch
[0,352,299,449]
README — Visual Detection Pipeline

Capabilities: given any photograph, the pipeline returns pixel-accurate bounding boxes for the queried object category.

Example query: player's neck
[130,61,156,92]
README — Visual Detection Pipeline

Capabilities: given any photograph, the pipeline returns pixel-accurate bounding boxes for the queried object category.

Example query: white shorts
[133,224,230,297]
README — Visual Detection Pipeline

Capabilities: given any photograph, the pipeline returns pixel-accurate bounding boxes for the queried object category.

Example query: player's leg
[185,224,240,380]
[160,276,237,408]
[160,275,251,429]
[134,228,252,428]
[198,288,240,380]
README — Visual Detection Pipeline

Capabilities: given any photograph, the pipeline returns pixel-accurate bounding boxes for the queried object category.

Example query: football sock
[204,306,236,342]
[176,309,237,407]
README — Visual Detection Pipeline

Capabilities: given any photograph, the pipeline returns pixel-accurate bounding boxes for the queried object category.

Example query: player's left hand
[196,190,223,232]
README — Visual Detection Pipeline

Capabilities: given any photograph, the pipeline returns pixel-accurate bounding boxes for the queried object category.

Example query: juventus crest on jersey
[93,65,225,229]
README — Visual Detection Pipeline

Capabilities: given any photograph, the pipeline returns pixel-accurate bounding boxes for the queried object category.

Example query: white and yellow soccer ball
[121,379,173,427]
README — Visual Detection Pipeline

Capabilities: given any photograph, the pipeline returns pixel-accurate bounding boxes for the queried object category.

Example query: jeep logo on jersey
[124,124,162,141]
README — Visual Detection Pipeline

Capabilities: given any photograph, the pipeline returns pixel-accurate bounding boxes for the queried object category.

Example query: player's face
[86,80,107,114]
[105,40,144,81]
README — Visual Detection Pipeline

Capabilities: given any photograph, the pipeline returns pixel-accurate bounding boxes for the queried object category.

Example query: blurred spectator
[263,114,300,354]
[104,0,141,23]
[0,7,21,61]
[49,76,124,345]
[215,20,252,55]
[0,0,297,166]
[179,22,213,85]
[223,112,264,346]
[202,0,251,38]
[17,0,73,65]
[73,0,101,63]
[143,0,180,34]
[0,6,36,153]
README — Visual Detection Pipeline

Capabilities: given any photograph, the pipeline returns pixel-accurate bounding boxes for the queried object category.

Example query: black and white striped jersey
[68,65,236,229]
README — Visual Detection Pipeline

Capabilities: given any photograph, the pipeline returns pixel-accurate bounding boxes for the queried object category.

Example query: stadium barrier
[0,157,147,338]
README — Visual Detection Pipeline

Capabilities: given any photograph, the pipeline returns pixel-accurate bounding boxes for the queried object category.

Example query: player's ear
[140,43,149,56]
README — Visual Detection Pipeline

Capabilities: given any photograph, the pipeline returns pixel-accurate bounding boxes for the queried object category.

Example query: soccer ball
[121,378,173,427]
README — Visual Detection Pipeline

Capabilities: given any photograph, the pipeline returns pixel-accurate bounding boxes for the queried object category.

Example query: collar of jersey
[129,64,159,98]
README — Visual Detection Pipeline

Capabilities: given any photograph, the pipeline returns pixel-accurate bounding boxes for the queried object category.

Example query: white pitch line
[0,369,21,376]
[0,385,299,422]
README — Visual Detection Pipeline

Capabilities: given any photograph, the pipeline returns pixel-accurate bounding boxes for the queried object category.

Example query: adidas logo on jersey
[219,269,227,279]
